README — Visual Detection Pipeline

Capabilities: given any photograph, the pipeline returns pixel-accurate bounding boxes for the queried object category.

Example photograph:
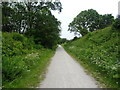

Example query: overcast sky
[52,0,120,40]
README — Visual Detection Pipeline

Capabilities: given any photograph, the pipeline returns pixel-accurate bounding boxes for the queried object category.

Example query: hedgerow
[2,32,53,87]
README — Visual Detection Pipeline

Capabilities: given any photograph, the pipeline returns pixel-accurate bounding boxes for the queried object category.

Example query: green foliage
[2,2,62,32]
[12,33,25,42]
[2,32,33,82]
[80,28,88,36]
[2,56,27,82]
[2,2,15,32]
[24,10,61,49]
[112,18,120,31]
[33,44,43,49]
[2,2,62,49]
[2,32,54,88]
[68,9,114,36]
[100,14,114,28]
[2,1,61,87]
[58,38,68,44]
[64,27,119,88]
[3,49,54,88]
[2,32,33,57]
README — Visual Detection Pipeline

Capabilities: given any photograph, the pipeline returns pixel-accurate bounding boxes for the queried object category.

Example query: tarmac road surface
[40,45,99,88]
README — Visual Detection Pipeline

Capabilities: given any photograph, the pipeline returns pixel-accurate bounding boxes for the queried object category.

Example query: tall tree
[68,9,114,36]
[25,8,61,48]
[2,1,62,48]
[2,1,62,33]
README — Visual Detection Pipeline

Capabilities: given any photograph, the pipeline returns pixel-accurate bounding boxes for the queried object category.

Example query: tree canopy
[2,1,62,48]
[68,9,114,36]
[112,15,120,31]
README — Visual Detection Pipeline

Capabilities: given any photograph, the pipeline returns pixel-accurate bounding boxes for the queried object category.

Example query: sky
[52,0,120,40]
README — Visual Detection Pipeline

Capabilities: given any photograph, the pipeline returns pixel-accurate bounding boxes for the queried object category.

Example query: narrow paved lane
[40,45,99,88]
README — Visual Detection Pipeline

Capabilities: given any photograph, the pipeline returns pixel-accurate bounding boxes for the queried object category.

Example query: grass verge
[3,49,55,88]
[63,26,119,88]
[63,47,106,88]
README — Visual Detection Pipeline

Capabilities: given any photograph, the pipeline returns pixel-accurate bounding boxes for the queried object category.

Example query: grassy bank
[2,32,55,88]
[64,26,119,88]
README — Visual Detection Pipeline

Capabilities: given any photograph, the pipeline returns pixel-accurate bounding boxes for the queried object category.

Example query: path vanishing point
[40,45,99,88]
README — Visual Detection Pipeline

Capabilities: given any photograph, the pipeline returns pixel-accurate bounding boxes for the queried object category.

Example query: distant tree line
[68,9,114,36]
[2,1,62,48]
[58,38,68,44]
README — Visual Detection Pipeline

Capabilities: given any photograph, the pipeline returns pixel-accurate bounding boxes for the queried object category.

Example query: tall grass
[64,27,119,88]
[2,32,55,88]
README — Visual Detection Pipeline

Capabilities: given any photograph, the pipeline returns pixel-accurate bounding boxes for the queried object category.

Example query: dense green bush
[33,44,43,49]
[2,32,34,57]
[2,32,33,82]
[112,19,120,30]
[2,32,47,84]
[12,33,25,42]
